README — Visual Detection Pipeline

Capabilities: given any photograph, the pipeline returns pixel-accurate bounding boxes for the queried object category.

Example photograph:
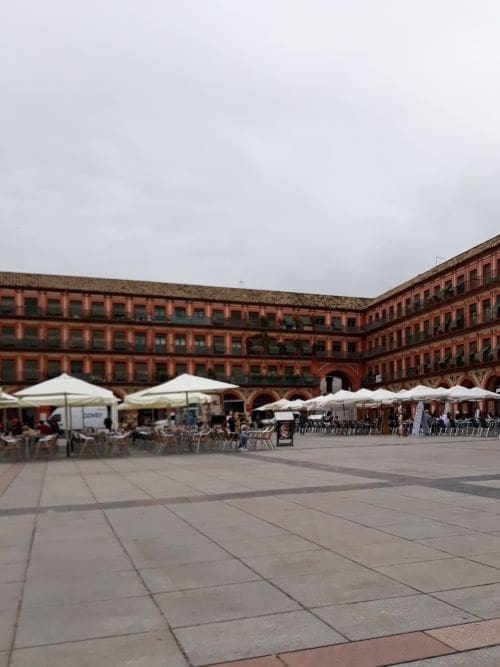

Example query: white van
[48,406,109,431]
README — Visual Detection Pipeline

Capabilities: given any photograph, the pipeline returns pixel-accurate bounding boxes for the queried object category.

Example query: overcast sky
[1,1,499,298]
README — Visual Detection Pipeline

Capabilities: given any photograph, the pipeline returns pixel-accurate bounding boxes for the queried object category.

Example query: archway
[459,378,475,388]
[249,392,279,411]
[323,372,354,393]
[222,391,245,415]
[485,374,500,416]
[286,391,309,401]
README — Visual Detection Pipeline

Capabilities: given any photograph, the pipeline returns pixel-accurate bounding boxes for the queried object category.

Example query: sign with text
[411,401,424,436]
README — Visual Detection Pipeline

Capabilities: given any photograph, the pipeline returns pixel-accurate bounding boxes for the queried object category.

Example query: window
[24,327,38,346]
[113,332,127,350]
[176,363,187,375]
[214,364,225,378]
[213,336,225,353]
[112,302,126,319]
[1,359,16,382]
[174,306,186,318]
[332,341,341,353]
[195,363,206,376]
[47,328,61,347]
[134,305,147,321]
[69,300,82,318]
[135,333,147,351]
[47,359,61,378]
[194,335,206,351]
[91,330,105,350]
[469,269,478,288]
[24,359,38,380]
[0,296,14,315]
[70,360,83,375]
[232,337,242,354]
[249,311,259,325]
[24,297,38,316]
[155,362,167,381]
[193,308,205,319]
[302,366,311,378]
[213,309,224,324]
[456,275,465,293]
[347,318,356,329]
[47,299,62,315]
[232,364,244,378]
[315,316,325,327]
[230,310,242,321]
[69,330,84,349]
[347,341,357,354]
[1,326,15,345]
[315,340,326,353]
[175,334,186,351]
[250,365,260,376]
[266,313,276,327]
[396,302,402,317]
[155,334,166,353]
[91,301,105,318]
[135,362,148,381]
[332,317,342,331]
[154,306,166,321]
[483,263,492,282]
[114,362,127,381]
[267,365,277,377]
[284,365,294,377]
[469,302,477,325]
[92,361,105,380]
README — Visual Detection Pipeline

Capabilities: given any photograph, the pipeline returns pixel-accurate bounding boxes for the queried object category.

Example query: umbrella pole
[64,394,70,458]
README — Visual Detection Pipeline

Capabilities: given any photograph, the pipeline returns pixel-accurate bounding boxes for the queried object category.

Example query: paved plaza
[1,434,500,666]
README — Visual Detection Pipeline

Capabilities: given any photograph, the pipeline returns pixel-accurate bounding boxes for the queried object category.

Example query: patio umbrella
[138,373,238,416]
[120,390,212,410]
[0,388,18,408]
[398,384,449,402]
[447,385,500,401]
[15,373,118,456]
[255,398,290,411]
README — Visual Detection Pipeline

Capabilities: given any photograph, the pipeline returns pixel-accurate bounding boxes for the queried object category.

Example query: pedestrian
[237,425,249,451]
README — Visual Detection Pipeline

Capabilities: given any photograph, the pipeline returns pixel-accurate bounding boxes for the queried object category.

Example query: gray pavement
[1,434,500,665]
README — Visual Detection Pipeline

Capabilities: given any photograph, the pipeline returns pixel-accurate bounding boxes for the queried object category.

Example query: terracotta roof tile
[0,272,370,310]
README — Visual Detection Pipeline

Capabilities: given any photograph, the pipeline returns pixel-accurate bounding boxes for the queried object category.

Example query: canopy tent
[15,373,119,456]
[119,390,212,411]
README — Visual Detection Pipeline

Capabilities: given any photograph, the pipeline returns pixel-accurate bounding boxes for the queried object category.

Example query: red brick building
[0,235,498,412]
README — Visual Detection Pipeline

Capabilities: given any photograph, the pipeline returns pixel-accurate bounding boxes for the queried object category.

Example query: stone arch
[284,390,310,401]
[248,390,280,411]
[484,374,500,416]
[222,390,246,414]
[458,377,476,388]
[317,364,357,392]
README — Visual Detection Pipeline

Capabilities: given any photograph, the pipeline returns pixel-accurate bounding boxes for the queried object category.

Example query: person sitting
[38,421,52,435]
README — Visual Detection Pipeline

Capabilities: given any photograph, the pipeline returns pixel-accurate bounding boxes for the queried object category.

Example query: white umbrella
[370,388,400,403]
[317,390,357,407]
[447,385,500,401]
[141,373,238,397]
[285,399,307,410]
[255,398,290,411]
[0,388,19,408]
[138,373,239,418]
[398,384,448,402]
[15,373,118,456]
[120,390,211,410]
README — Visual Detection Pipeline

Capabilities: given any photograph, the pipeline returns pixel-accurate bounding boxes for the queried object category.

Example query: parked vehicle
[48,406,108,431]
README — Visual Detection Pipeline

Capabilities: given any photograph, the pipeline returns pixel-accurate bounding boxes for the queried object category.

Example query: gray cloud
[1,1,499,297]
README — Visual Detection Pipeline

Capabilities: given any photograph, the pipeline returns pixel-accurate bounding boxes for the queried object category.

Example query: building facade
[0,236,498,412]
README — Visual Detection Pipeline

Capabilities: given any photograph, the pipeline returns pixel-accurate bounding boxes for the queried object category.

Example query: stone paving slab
[312,594,478,640]
[155,580,300,628]
[434,583,500,619]
[10,630,188,667]
[174,610,343,665]
[15,596,165,648]
[376,557,500,592]
[140,559,260,593]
